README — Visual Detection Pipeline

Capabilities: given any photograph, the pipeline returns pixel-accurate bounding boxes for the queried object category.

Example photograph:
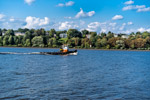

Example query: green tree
[67,29,82,39]
[8,36,14,45]
[2,29,7,33]
[125,39,135,49]
[89,32,97,47]
[48,38,53,47]
[0,36,3,46]
[100,38,107,47]
[18,28,24,33]
[72,38,81,47]
[142,31,150,38]
[3,36,9,46]
[17,35,24,45]
[95,38,101,48]
[25,31,33,40]
[49,29,56,38]
[25,39,31,47]
[13,36,19,45]
[34,28,46,36]
[108,37,120,47]
[107,31,114,38]
[0,29,2,36]
[32,36,44,47]
[5,29,14,36]
[81,38,90,48]
[82,30,89,38]
[134,38,146,48]
[100,32,106,38]
[116,40,125,49]
[48,38,57,47]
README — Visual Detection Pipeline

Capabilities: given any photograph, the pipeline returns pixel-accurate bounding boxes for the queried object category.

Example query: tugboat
[40,45,78,55]
[0,45,78,55]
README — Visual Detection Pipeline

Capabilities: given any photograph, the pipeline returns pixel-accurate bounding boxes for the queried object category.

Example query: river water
[0,47,150,100]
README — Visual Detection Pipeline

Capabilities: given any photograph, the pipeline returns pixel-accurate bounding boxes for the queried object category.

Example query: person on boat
[60,47,63,52]
[60,45,69,53]
[63,46,69,53]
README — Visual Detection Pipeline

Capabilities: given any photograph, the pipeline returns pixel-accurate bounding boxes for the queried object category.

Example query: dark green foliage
[49,29,56,38]
[32,36,44,47]
[0,28,150,50]
[82,30,89,38]
[8,36,14,45]
[0,29,2,36]
[67,29,82,39]
[5,29,15,36]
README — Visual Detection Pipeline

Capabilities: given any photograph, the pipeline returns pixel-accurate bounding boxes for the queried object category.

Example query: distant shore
[1,46,150,52]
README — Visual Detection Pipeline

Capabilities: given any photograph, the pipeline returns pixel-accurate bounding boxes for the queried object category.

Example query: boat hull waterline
[0,50,78,55]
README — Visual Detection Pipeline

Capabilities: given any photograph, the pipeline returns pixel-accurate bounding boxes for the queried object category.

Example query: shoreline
[1,46,150,52]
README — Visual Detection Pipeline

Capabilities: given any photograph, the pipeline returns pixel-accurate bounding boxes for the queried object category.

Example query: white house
[2,32,5,36]
[15,32,25,36]
[60,33,67,38]
[86,34,91,38]
[121,35,129,39]
[114,34,118,37]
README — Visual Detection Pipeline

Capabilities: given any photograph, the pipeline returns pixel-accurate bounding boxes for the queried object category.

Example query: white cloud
[65,8,95,19]
[119,23,126,31]
[75,8,95,19]
[119,26,125,31]
[122,5,134,11]
[122,5,146,11]
[9,18,15,22]
[124,0,134,5]
[0,18,25,29]
[112,15,124,20]
[86,22,107,32]
[24,0,35,5]
[58,21,79,30]
[0,14,5,21]
[123,23,126,26]
[137,27,150,32]
[57,1,74,7]
[122,5,150,12]
[137,27,146,32]
[87,22,101,32]
[127,22,133,25]
[101,29,107,33]
[109,23,117,27]
[120,29,136,34]
[66,1,74,6]
[135,5,146,9]
[64,16,72,19]
[80,20,85,25]
[137,7,150,12]
[57,3,64,7]
[86,21,124,33]
[119,22,133,31]
[24,16,50,29]
[88,22,100,29]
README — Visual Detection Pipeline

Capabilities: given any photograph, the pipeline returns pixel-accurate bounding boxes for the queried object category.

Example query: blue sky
[0,0,150,34]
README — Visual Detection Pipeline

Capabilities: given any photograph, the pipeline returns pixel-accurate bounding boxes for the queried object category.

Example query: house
[2,32,5,36]
[86,34,91,38]
[15,32,25,36]
[121,34,129,39]
[114,34,118,37]
[60,33,67,38]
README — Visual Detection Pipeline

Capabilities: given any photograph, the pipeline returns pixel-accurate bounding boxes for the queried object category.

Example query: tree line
[0,28,150,50]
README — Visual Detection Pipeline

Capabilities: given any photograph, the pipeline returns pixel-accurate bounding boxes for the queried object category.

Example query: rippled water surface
[0,47,150,100]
